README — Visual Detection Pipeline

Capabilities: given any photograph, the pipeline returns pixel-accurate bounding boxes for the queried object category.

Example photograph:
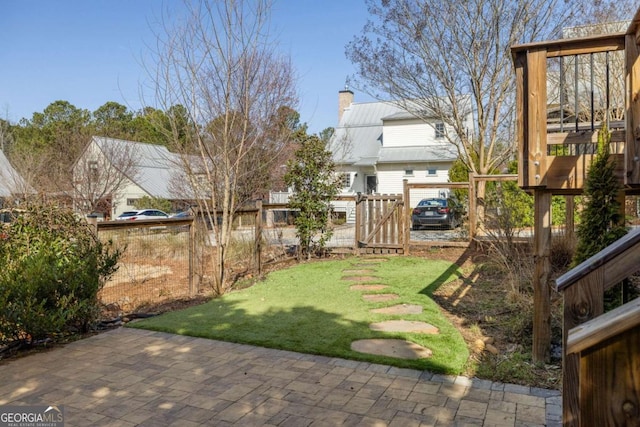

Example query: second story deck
[512,11,640,194]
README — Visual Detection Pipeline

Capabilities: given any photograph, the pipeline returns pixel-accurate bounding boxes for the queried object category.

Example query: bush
[0,204,121,346]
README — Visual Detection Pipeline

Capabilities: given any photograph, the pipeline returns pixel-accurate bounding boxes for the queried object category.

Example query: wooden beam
[562,269,605,427]
[471,174,518,181]
[567,297,640,355]
[533,190,551,364]
[468,173,477,241]
[511,33,625,59]
[578,326,640,426]
[626,34,640,185]
[547,130,626,146]
[527,49,548,187]
[515,51,528,188]
[405,182,469,189]
[565,196,575,243]
[403,179,410,255]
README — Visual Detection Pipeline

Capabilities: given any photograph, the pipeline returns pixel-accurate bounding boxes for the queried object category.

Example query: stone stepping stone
[349,284,388,291]
[351,339,432,359]
[342,276,379,282]
[371,304,423,315]
[353,258,387,265]
[342,269,376,275]
[362,293,399,302]
[369,320,439,334]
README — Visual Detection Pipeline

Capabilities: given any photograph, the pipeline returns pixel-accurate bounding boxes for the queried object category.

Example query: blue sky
[0,0,375,134]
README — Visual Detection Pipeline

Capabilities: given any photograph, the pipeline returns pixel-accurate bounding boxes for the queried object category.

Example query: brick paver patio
[0,328,562,426]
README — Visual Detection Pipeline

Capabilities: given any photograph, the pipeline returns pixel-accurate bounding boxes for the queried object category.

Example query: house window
[427,169,437,176]
[126,198,139,206]
[435,122,445,139]
[339,173,351,188]
[404,169,414,177]
[88,160,98,180]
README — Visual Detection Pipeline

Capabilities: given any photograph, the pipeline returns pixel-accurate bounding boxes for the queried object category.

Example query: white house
[0,149,33,206]
[328,90,472,222]
[73,136,188,218]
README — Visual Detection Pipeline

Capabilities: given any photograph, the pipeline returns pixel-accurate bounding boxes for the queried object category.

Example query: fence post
[403,179,410,255]
[255,200,262,275]
[468,173,477,244]
[189,218,196,295]
[86,214,98,235]
[354,193,362,255]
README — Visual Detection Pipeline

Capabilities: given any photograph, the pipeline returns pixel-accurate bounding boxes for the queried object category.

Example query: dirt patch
[349,284,388,291]
[362,293,399,302]
[351,339,432,359]
[371,304,423,315]
[369,320,439,334]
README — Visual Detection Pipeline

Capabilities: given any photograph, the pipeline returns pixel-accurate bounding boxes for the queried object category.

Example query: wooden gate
[355,194,405,254]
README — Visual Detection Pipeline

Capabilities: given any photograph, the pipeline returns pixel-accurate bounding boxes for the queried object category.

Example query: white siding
[115,178,150,216]
[376,163,453,208]
[383,119,434,147]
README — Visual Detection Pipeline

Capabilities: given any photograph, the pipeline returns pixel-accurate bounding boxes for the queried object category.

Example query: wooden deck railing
[511,32,636,192]
[554,227,640,426]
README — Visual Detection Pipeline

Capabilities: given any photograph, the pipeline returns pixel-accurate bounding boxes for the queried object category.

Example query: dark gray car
[411,198,459,230]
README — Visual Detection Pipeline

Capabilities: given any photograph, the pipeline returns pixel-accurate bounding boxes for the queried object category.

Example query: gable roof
[329,100,457,166]
[0,149,32,197]
[91,136,184,199]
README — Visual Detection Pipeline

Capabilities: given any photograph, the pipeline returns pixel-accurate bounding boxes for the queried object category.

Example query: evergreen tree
[573,125,627,266]
[284,134,340,259]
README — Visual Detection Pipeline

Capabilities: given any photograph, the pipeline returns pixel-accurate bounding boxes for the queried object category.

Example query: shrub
[573,125,627,310]
[284,134,340,259]
[0,204,121,346]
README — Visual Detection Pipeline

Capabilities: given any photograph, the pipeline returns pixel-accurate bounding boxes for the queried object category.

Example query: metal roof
[329,100,455,166]
[93,137,184,199]
[377,145,458,163]
[330,101,401,165]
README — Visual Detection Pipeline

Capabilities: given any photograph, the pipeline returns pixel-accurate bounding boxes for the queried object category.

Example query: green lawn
[129,256,469,374]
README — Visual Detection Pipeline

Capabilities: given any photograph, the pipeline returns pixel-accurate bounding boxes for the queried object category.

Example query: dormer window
[435,122,445,139]
[88,160,98,180]
[339,173,351,188]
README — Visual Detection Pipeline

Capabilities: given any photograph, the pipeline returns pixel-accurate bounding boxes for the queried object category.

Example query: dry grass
[414,246,564,389]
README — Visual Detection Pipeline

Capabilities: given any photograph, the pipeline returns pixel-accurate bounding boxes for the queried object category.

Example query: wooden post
[515,51,528,188]
[468,173,476,242]
[625,33,640,185]
[86,214,98,235]
[565,196,575,242]
[526,48,548,187]
[403,179,410,255]
[562,269,604,427]
[354,194,362,255]
[533,189,552,363]
[255,201,262,275]
[189,217,196,295]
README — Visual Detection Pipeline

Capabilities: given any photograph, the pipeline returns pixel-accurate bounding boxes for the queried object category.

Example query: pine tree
[573,124,627,265]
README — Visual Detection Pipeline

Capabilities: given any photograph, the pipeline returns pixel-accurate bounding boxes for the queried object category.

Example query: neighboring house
[73,136,188,218]
[0,149,33,206]
[328,90,471,222]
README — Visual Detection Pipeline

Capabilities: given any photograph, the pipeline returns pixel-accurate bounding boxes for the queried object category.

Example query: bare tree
[71,138,140,217]
[151,0,297,294]
[347,0,572,218]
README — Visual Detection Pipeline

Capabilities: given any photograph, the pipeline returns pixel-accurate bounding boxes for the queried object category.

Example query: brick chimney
[338,89,354,123]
